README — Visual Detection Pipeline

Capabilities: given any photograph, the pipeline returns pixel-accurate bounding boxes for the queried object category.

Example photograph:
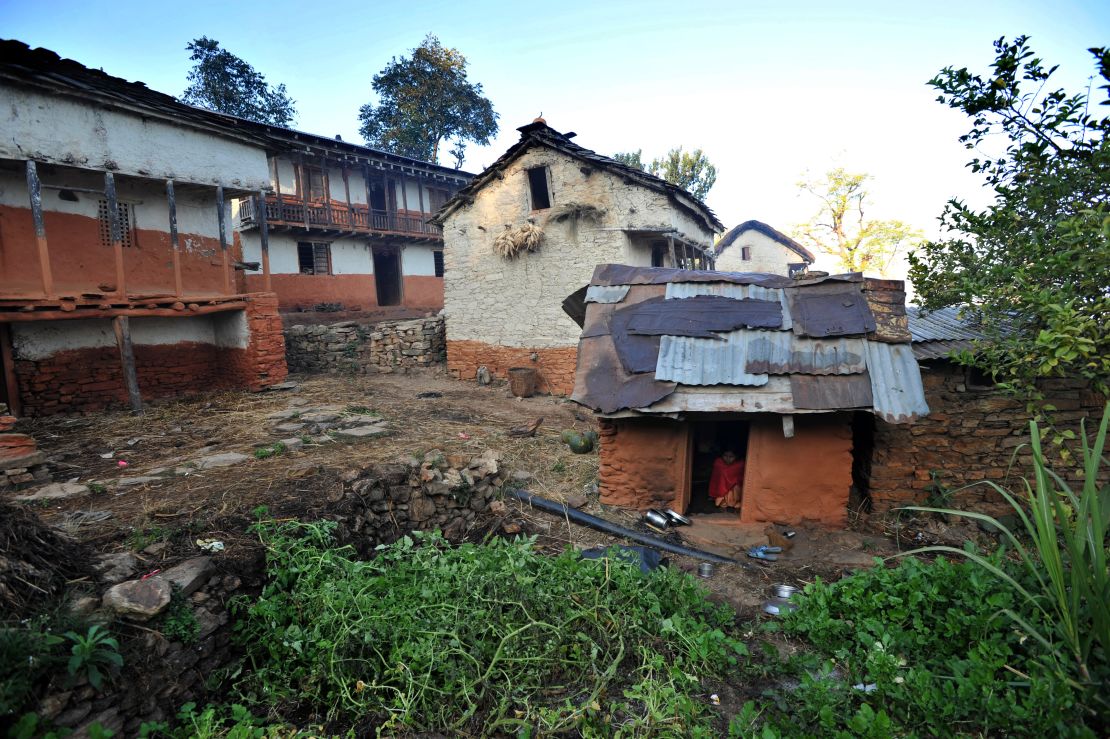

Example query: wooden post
[363,165,373,226]
[257,192,272,291]
[271,159,282,220]
[112,316,143,414]
[298,157,310,230]
[166,180,183,297]
[0,324,22,417]
[342,167,353,225]
[417,177,425,214]
[216,186,231,294]
[25,161,55,299]
[323,168,333,226]
[104,173,127,298]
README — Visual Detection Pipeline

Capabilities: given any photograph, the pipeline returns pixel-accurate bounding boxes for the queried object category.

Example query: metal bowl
[762,598,799,616]
[773,584,800,599]
[644,510,670,529]
[664,509,691,526]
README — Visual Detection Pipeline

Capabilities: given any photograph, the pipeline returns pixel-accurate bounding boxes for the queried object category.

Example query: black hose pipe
[506,489,738,565]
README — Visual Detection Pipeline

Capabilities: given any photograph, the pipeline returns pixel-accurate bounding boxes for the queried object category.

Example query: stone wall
[284,315,445,375]
[32,451,502,736]
[868,361,1107,516]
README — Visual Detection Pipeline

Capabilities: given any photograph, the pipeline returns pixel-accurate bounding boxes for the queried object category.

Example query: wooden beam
[342,167,353,222]
[0,324,22,416]
[417,177,425,215]
[104,173,127,298]
[272,157,281,197]
[257,191,272,291]
[165,180,183,297]
[0,302,249,323]
[216,186,231,294]
[24,161,55,299]
[112,315,143,414]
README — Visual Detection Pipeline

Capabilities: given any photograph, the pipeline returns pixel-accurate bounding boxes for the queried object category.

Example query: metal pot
[644,510,670,529]
[698,562,715,578]
[665,509,691,526]
[762,599,798,616]
[773,584,800,599]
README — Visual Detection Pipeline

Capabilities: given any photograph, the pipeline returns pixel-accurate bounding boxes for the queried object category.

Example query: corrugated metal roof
[907,306,988,342]
[585,285,631,304]
[861,342,930,423]
[744,334,866,375]
[912,340,974,360]
[655,332,770,386]
[664,282,794,330]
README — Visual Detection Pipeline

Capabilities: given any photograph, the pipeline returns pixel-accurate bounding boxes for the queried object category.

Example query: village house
[234,130,471,314]
[714,220,814,276]
[430,119,723,395]
[567,264,925,528]
[0,41,288,418]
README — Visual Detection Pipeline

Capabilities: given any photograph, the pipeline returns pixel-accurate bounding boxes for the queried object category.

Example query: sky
[3,0,1108,277]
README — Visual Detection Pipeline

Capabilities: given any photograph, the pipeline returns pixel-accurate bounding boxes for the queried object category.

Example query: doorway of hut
[686,419,750,515]
[373,247,402,306]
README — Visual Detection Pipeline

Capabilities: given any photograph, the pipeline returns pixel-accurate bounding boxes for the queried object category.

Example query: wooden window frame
[97,199,135,248]
[741,246,751,261]
[297,241,332,275]
[433,250,445,277]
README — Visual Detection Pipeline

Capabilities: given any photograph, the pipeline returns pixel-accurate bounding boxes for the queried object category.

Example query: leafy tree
[612,147,718,200]
[358,35,498,166]
[793,168,921,275]
[908,37,1110,400]
[181,37,296,126]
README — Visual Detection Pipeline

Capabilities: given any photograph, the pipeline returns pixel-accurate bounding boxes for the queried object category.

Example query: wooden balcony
[239,195,442,241]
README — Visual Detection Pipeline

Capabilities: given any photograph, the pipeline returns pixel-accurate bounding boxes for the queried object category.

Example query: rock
[477,365,492,386]
[565,494,589,509]
[290,397,309,407]
[511,470,534,482]
[38,690,72,720]
[115,476,164,489]
[280,437,304,452]
[266,408,302,420]
[333,425,387,439]
[160,557,215,597]
[14,482,89,501]
[68,595,100,618]
[340,414,385,427]
[488,500,507,515]
[502,522,522,535]
[94,552,138,584]
[192,452,250,470]
[443,517,466,543]
[142,541,168,556]
[469,449,500,478]
[102,578,172,620]
[300,410,341,424]
[442,469,464,489]
[273,422,306,434]
[267,381,300,391]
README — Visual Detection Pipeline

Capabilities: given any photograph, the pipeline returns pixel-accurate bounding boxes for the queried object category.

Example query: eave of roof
[716,220,815,263]
[431,121,724,233]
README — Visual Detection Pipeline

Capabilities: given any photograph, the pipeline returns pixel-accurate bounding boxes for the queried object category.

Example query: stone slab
[192,452,250,470]
[102,577,171,621]
[160,557,215,597]
[333,425,387,439]
[14,482,89,501]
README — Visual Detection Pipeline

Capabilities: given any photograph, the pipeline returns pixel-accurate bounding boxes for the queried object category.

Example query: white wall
[11,313,248,359]
[402,245,437,276]
[274,159,297,196]
[716,229,805,275]
[240,232,374,275]
[442,146,717,349]
[1,84,269,191]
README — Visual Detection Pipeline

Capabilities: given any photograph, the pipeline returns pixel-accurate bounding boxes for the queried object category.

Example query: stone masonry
[284,316,446,375]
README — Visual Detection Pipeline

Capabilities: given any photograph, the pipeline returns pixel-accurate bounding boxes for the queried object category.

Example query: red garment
[709,458,745,500]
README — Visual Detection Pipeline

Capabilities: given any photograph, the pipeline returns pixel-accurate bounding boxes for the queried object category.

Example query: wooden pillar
[166,180,183,297]
[362,165,373,226]
[24,161,55,299]
[257,191,272,291]
[298,157,310,230]
[104,173,127,299]
[323,168,333,225]
[342,167,353,224]
[271,158,282,218]
[0,324,22,417]
[216,186,231,294]
[112,316,143,414]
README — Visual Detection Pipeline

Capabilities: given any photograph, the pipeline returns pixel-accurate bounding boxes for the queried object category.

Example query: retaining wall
[284,316,445,374]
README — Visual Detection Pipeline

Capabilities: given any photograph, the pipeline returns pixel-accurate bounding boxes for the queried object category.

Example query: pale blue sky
[3,0,1108,261]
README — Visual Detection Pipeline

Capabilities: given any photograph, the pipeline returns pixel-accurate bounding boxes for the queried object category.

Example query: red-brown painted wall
[11,293,287,416]
[0,205,238,298]
[447,340,578,395]
[402,276,444,310]
[244,274,443,312]
[597,417,689,510]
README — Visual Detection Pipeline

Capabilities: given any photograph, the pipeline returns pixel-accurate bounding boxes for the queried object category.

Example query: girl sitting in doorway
[709,449,745,510]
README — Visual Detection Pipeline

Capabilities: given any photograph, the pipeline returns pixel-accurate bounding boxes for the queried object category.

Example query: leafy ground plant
[65,624,123,690]
[232,521,747,735]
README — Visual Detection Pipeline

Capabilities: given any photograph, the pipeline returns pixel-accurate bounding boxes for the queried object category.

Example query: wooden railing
[239,196,442,239]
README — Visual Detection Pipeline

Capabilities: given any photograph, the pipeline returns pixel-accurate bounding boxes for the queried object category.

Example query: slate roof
[430,120,724,233]
[0,40,470,184]
[568,265,928,424]
[715,220,815,263]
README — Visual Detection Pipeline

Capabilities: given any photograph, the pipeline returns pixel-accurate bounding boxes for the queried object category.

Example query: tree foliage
[181,37,296,126]
[792,168,922,275]
[358,35,498,167]
[612,147,718,200]
[908,37,1110,399]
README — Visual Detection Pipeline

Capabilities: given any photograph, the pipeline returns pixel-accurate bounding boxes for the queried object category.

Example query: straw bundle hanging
[493,222,544,259]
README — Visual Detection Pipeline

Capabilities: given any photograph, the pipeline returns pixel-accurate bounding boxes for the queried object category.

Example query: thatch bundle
[493,223,544,259]
[1,503,94,618]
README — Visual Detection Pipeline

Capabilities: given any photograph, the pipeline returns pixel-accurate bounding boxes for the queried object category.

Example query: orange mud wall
[244,275,442,312]
[597,417,690,510]
[596,413,852,526]
[402,276,444,310]
[447,341,578,395]
[0,205,240,298]
[741,414,853,527]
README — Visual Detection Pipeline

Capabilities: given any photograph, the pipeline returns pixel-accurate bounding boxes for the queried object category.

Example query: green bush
[232,521,747,735]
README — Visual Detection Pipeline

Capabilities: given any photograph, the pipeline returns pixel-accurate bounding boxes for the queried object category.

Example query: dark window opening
[741,246,751,261]
[850,411,875,516]
[297,242,332,275]
[527,167,551,210]
[97,200,133,248]
[651,241,667,267]
[433,250,445,277]
[428,188,449,213]
[966,365,997,390]
[687,419,750,515]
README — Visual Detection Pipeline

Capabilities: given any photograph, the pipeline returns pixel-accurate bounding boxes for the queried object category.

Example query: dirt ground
[14,368,916,618]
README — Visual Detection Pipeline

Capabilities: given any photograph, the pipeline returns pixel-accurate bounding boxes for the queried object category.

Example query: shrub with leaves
[233,521,746,735]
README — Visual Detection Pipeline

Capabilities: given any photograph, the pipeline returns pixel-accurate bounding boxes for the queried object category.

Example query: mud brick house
[234,131,471,313]
[865,306,1108,516]
[714,220,814,276]
[0,42,287,416]
[430,119,723,395]
[567,264,926,528]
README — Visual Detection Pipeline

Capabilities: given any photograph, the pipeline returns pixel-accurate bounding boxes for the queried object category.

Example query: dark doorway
[850,411,875,515]
[373,247,403,306]
[687,419,750,514]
